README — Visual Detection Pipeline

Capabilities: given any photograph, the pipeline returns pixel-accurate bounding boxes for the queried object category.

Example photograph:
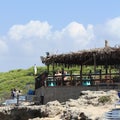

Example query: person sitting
[105,75,113,83]
[55,70,62,86]
[55,70,62,80]
[64,71,68,81]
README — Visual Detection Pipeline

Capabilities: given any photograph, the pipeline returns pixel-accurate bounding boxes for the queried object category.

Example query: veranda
[38,40,120,89]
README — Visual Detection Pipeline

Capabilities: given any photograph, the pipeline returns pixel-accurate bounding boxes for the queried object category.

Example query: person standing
[13,88,17,98]
[34,64,37,75]
[11,89,14,99]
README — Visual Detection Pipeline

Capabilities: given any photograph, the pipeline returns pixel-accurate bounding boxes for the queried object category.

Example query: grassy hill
[0,64,117,103]
[0,66,47,102]
[0,65,87,101]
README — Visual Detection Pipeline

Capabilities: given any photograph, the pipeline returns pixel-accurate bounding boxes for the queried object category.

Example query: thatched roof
[41,40,120,66]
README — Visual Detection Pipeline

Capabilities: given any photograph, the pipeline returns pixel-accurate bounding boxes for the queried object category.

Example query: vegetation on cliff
[0,66,48,101]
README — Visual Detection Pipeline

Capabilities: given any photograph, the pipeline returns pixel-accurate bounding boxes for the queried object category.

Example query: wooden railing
[43,72,120,87]
[35,71,120,89]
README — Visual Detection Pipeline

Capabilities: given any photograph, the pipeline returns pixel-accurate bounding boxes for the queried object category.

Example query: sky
[0,0,120,72]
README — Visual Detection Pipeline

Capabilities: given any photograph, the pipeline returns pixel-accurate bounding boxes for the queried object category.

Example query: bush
[98,96,111,104]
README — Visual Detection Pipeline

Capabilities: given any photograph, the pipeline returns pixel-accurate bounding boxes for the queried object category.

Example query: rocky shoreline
[0,90,119,120]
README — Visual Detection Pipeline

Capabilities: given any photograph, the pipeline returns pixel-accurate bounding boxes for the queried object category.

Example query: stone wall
[35,86,98,104]
[35,84,120,104]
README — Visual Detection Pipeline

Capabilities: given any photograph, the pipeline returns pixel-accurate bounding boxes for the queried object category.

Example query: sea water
[103,109,120,120]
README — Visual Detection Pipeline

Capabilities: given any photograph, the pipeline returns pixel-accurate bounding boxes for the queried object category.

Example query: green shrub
[98,96,111,104]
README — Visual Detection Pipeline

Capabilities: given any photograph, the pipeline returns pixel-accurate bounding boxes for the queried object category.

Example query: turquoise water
[104,109,120,120]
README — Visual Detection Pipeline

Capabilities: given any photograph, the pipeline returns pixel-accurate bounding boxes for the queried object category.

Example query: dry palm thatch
[41,40,120,67]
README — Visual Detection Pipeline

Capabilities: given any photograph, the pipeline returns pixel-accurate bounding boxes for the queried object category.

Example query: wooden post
[89,69,92,86]
[52,63,55,80]
[80,65,83,85]
[93,53,96,73]
[119,67,120,82]
[47,64,49,74]
[46,52,50,74]
[99,69,102,83]
[105,54,108,74]
[62,68,64,86]
[105,65,108,74]
[70,70,73,85]
[16,94,19,106]
[109,67,112,82]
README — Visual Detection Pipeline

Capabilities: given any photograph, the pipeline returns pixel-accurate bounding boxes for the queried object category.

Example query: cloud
[105,17,120,38]
[94,17,120,47]
[6,18,120,55]
[7,21,52,56]
[45,22,95,53]
[0,38,8,55]
[1,18,120,71]
[8,20,52,41]
[7,20,95,55]
[22,41,34,55]
[61,22,94,47]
